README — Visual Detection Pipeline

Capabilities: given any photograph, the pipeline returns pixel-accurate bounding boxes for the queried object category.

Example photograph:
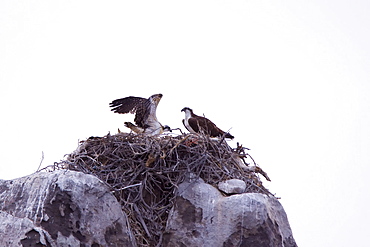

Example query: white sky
[1,1,369,246]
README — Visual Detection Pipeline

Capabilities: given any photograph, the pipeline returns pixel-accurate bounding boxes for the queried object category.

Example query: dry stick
[36,151,44,172]
[133,203,151,238]
[117,182,142,191]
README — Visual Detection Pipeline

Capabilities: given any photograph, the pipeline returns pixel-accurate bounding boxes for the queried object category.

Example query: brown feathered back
[190,113,234,139]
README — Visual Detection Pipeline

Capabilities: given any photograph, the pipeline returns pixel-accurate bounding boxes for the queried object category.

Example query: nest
[48,132,272,247]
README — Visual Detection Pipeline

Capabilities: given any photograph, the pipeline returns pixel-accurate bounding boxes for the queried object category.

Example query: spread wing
[109,96,150,128]
[109,96,146,114]
[134,99,151,128]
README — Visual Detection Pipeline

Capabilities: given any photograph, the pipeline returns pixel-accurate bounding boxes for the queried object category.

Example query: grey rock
[0,168,296,247]
[218,178,246,194]
[0,170,136,247]
[163,178,297,247]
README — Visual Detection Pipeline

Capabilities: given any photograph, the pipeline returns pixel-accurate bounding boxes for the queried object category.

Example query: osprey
[109,94,171,135]
[181,107,234,139]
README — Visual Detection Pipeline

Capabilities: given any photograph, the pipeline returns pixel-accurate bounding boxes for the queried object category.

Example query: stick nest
[48,132,272,247]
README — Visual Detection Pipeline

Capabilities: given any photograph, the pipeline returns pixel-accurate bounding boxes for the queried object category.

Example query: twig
[36,151,44,172]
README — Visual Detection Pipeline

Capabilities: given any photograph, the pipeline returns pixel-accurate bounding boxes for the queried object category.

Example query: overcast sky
[1,1,370,246]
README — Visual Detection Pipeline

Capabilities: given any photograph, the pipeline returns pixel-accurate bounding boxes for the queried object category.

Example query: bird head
[181,107,193,113]
[150,94,163,105]
[163,125,172,132]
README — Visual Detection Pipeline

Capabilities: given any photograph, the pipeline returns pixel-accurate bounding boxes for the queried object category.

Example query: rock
[218,179,246,194]
[163,177,297,247]
[0,170,136,247]
[0,165,296,247]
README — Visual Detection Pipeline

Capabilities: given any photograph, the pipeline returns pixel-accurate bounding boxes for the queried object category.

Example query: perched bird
[109,94,171,135]
[181,107,234,139]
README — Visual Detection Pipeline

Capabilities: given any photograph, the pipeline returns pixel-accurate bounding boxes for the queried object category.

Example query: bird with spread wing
[109,94,170,135]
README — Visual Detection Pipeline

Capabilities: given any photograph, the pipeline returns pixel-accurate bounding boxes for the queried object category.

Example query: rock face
[0,170,297,247]
[0,170,136,247]
[163,177,297,247]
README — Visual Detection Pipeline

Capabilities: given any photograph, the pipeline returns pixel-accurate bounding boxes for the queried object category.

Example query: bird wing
[134,99,151,128]
[182,119,194,133]
[109,96,146,114]
[182,119,188,132]
[109,96,150,128]
[187,117,200,133]
[208,122,227,138]
[192,115,226,137]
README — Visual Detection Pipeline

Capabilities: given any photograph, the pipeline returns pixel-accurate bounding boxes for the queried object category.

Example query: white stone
[218,179,247,194]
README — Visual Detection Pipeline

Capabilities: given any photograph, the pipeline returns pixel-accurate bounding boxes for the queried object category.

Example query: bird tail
[225,132,234,139]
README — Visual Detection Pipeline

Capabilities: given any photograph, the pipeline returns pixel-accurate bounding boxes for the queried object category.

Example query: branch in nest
[241,164,271,181]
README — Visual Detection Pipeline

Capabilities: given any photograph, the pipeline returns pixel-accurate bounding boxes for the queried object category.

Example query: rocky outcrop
[0,170,296,247]
[163,177,297,247]
[0,170,136,247]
